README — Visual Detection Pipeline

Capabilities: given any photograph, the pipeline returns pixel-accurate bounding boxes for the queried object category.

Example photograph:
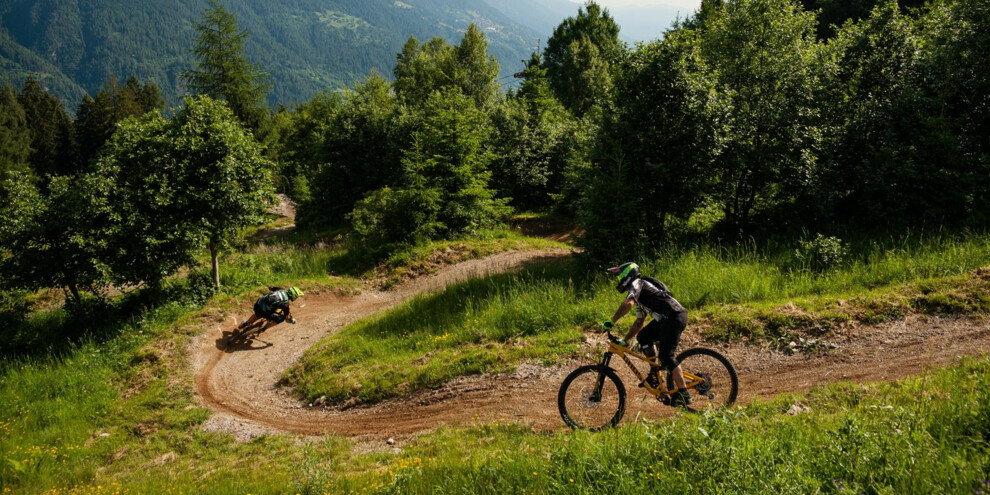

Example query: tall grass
[647,233,990,307]
[354,356,990,494]
[2,233,989,494]
[290,233,990,404]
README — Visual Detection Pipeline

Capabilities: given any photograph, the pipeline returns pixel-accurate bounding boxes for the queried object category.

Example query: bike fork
[592,353,613,401]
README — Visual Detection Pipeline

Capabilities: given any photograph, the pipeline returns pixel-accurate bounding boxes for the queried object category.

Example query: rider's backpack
[637,276,685,317]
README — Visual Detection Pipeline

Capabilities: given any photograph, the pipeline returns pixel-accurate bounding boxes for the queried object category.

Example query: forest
[2,0,988,312]
[0,0,540,107]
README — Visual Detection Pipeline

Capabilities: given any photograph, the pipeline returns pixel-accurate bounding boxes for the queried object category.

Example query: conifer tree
[183,0,270,134]
[542,1,622,117]
[18,77,76,177]
[0,84,32,179]
[75,76,164,167]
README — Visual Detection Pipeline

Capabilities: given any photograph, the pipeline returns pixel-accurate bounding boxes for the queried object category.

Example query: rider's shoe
[639,367,662,389]
[670,389,692,407]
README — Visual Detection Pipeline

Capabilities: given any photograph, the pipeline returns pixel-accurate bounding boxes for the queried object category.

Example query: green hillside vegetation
[1,0,989,492]
[0,239,988,492]
[0,0,540,107]
[286,233,990,405]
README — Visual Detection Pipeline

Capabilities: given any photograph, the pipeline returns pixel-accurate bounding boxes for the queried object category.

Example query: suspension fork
[592,352,614,399]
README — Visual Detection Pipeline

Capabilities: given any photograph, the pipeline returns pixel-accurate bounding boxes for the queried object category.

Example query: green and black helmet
[286,286,304,301]
[607,262,640,293]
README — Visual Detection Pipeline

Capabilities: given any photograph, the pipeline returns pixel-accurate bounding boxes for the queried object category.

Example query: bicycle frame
[598,337,707,398]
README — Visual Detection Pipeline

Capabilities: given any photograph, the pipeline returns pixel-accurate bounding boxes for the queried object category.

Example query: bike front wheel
[558,365,626,430]
[668,347,739,412]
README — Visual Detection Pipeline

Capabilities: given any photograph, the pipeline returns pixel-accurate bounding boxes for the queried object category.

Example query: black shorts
[636,311,688,370]
[253,300,268,318]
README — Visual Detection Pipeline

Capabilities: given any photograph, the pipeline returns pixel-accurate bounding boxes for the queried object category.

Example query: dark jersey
[625,277,685,321]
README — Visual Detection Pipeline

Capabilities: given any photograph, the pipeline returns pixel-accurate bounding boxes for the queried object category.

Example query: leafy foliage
[90,96,273,289]
[542,1,622,117]
[350,89,510,249]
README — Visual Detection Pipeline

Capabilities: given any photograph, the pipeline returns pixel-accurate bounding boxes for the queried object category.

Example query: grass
[3,324,988,493]
[1,231,989,493]
[288,233,990,405]
[360,355,990,494]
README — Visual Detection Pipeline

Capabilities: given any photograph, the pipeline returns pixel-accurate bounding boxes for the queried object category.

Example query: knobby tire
[558,364,626,430]
[667,347,738,413]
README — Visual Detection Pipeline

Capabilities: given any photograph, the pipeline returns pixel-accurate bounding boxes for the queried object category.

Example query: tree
[928,0,990,224]
[393,36,454,107]
[183,0,270,134]
[350,89,509,248]
[294,74,409,229]
[92,96,274,289]
[699,0,822,233]
[0,175,110,306]
[490,57,583,210]
[18,77,76,177]
[0,84,32,180]
[75,76,165,167]
[171,96,274,288]
[393,25,501,109]
[451,24,501,110]
[579,28,724,260]
[542,1,623,117]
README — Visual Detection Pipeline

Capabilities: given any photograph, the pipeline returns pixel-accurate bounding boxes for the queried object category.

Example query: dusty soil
[191,251,990,445]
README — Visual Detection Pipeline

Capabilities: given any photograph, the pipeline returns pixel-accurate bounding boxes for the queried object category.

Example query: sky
[567,0,703,12]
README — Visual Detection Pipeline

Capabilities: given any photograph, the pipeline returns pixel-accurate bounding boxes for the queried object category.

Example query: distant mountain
[0,0,543,109]
[481,0,687,44]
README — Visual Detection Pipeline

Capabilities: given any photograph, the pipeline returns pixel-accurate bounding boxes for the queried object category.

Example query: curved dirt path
[192,252,990,443]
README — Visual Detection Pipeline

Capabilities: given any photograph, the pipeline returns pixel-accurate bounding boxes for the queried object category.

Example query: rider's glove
[600,319,614,333]
[614,338,627,347]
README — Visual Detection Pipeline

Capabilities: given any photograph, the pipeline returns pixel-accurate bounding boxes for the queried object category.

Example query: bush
[795,234,847,272]
[349,186,443,247]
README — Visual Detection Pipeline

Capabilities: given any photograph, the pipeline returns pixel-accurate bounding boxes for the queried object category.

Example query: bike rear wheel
[668,347,738,412]
[226,321,264,346]
[558,365,626,430]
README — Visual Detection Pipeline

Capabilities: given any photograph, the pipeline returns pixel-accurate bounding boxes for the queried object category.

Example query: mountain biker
[601,262,691,406]
[238,286,304,333]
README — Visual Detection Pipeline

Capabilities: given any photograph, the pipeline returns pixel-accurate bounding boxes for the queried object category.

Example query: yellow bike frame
[604,340,707,397]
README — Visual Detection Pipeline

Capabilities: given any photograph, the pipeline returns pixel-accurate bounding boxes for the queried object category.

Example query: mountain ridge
[0,0,543,108]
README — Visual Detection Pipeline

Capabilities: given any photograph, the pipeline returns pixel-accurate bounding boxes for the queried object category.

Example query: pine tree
[75,76,165,167]
[18,77,76,177]
[183,0,270,134]
[0,84,32,180]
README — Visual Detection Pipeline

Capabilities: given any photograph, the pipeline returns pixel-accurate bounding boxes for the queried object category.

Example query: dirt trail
[192,250,990,443]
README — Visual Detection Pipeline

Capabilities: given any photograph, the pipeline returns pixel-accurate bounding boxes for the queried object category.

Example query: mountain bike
[558,331,738,430]
[224,308,289,347]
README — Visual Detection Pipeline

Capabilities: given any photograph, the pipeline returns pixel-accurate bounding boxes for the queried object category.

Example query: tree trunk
[65,285,82,308]
[209,240,221,289]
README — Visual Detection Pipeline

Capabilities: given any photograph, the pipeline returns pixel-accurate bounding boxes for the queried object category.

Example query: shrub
[795,234,847,272]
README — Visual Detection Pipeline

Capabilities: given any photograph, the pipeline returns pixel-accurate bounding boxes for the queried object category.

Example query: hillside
[0,0,542,108]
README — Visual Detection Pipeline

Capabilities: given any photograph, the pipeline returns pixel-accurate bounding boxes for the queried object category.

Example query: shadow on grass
[0,271,218,359]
